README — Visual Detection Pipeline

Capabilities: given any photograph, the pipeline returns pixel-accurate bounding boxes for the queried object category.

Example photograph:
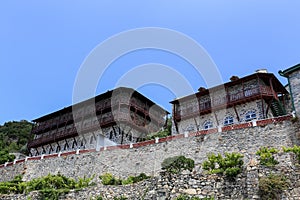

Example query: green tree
[0,150,15,164]
[0,120,33,162]
[145,117,172,140]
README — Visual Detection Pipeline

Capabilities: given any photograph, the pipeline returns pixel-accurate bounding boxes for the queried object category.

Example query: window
[224,116,234,126]
[203,121,213,130]
[245,110,256,121]
[186,125,195,132]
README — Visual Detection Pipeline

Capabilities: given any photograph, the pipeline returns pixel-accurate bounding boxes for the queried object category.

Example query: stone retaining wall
[1,165,300,199]
[0,116,298,184]
[0,116,300,199]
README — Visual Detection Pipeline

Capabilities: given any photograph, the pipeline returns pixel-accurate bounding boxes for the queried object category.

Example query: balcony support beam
[233,105,240,122]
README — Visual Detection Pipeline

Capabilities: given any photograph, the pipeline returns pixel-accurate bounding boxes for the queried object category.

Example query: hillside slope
[0,120,33,164]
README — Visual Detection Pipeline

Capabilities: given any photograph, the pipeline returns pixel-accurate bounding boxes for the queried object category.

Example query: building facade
[27,87,169,156]
[279,63,300,116]
[170,71,289,134]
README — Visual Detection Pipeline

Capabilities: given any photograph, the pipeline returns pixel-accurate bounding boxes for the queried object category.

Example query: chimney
[230,76,239,82]
[256,69,268,73]
[198,87,206,92]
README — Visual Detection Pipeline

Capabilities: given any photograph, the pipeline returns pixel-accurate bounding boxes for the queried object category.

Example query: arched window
[203,121,213,130]
[245,110,256,121]
[224,116,234,126]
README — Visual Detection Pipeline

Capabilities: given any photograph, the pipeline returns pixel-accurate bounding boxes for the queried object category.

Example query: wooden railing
[32,100,165,135]
[28,112,162,148]
[175,85,274,120]
[28,126,78,148]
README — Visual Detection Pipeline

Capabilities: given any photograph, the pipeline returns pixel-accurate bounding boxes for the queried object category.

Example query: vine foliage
[99,173,150,185]
[283,145,300,164]
[0,173,95,200]
[256,147,279,167]
[202,152,244,178]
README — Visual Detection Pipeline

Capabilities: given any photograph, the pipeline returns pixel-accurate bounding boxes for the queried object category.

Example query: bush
[99,173,150,185]
[161,155,195,174]
[0,150,15,165]
[0,173,95,200]
[99,173,121,185]
[121,176,134,185]
[259,173,289,200]
[202,152,244,178]
[145,130,170,140]
[145,118,172,140]
[122,173,150,185]
[283,145,300,164]
[256,147,279,167]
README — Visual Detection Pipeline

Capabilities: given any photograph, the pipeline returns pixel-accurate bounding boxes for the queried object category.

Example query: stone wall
[288,70,300,115]
[0,116,300,199]
[0,116,298,183]
[1,165,300,199]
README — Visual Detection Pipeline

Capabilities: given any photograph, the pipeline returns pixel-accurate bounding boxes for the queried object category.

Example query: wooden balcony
[32,99,164,135]
[28,112,158,148]
[28,126,78,148]
[174,85,274,120]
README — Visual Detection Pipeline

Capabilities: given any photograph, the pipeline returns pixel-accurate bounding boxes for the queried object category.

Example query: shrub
[259,173,289,200]
[202,152,244,178]
[145,130,170,140]
[0,150,15,165]
[145,118,172,140]
[121,176,134,185]
[99,173,150,185]
[99,173,122,185]
[161,155,195,174]
[122,173,150,185]
[0,173,95,200]
[283,145,300,164]
[0,175,24,194]
[256,147,279,167]
[39,188,70,200]
[96,196,103,200]
[133,173,149,182]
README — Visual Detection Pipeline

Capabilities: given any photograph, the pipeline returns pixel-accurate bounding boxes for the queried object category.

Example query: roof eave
[279,63,300,77]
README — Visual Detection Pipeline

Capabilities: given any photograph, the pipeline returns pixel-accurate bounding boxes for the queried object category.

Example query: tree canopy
[0,120,33,164]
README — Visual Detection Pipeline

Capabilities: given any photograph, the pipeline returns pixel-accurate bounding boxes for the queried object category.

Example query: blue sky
[1,1,300,125]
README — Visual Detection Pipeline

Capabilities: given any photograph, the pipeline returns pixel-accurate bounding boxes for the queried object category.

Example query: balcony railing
[32,100,165,135]
[175,85,274,120]
[28,112,158,148]
[28,126,78,148]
